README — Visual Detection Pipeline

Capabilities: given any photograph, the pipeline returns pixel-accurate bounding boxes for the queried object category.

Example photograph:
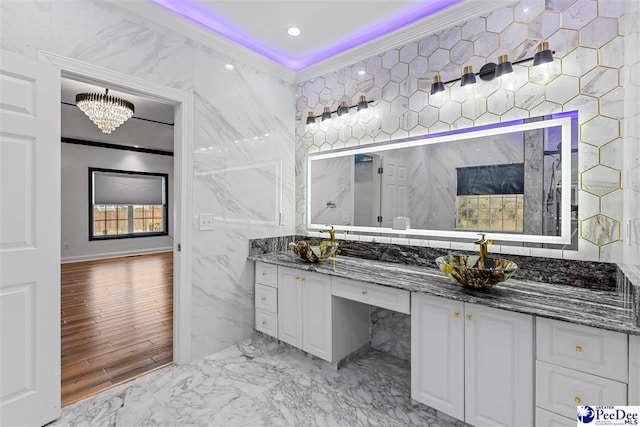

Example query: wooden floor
[61,252,173,406]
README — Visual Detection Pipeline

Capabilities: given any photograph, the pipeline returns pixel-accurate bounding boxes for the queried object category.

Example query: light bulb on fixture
[306,111,316,125]
[337,101,349,116]
[430,75,445,95]
[460,66,476,87]
[495,55,513,78]
[321,106,332,121]
[531,41,557,83]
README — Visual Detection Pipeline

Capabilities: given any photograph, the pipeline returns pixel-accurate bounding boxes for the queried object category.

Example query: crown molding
[295,0,517,82]
[113,1,297,83]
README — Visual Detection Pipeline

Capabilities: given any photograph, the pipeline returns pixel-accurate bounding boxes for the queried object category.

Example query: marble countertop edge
[249,252,640,336]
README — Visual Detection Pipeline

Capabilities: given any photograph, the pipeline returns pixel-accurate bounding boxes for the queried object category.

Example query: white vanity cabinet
[277,266,333,361]
[255,262,278,338]
[412,293,533,427]
[630,335,640,404]
[535,318,630,424]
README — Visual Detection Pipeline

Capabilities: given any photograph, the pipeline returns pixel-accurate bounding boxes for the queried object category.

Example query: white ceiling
[61,77,175,125]
[194,0,426,58]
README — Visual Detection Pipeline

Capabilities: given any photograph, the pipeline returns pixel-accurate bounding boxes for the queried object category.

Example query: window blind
[93,171,165,205]
[456,163,524,196]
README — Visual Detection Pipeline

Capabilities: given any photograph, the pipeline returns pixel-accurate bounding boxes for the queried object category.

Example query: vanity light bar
[306,95,374,125]
[439,42,555,86]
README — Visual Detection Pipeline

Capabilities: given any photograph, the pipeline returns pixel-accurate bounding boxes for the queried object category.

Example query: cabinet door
[302,271,332,362]
[277,267,303,349]
[411,293,465,421]
[464,303,533,427]
[630,335,640,405]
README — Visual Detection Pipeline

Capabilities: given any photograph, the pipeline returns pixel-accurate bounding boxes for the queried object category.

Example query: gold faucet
[320,225,336,243]
[474,233,491,266]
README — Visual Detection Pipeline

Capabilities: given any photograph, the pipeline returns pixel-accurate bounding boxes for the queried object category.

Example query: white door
[379,155,408,228]
[411,293,465,421]
[277,267,303,349]
[301,272,332,362]
[0,50,61,426]
[464,303,533,427]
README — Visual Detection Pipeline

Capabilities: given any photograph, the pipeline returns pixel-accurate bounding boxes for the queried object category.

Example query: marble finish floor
[49,335,467,426]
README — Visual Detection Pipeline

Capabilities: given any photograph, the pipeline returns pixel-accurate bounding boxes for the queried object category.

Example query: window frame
[88,167,169,241]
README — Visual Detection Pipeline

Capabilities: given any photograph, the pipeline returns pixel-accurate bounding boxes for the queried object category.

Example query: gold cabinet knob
[361,290,368,296]
[295,276,300,281]
[261,272,267,276]
[453,312,460,318]
[576,345,583,352]
[466,314,472,320]
[575,396,581,404]
[301,277,305,282]
[262,320,267,326]
[260,296,266,302]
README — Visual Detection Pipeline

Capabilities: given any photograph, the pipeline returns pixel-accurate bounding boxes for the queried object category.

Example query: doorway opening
[59,75,177,405]
[39,48,196,402]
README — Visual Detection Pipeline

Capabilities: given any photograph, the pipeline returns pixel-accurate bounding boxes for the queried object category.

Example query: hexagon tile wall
[295,0,627,262]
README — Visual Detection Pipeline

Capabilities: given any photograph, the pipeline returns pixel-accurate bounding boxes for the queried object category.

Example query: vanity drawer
[255,308,277,338]
[255,283,277,314]
[255,262,278,288]
[536,361,627,419]
[535,408,574,427]
[331,277,410,314]
[537,318,628,382]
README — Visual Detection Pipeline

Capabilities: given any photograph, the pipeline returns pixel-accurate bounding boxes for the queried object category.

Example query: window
[457,194,524,232]
[455,163,524,233]
[89,168,168,240]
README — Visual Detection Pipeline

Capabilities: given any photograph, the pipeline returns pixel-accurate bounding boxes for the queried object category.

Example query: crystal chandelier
[76,89,135,134]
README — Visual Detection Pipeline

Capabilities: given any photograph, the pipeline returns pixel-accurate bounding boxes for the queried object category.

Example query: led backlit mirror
[307,112,578,247]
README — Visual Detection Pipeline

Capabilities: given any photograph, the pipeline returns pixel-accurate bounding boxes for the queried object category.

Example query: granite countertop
[249,251,640,336]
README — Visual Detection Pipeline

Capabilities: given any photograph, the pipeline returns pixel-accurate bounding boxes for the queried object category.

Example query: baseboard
[61,247,173,263]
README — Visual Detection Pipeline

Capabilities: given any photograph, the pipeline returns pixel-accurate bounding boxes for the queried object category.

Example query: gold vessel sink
[436,255,518,288]
[289,240,338,263]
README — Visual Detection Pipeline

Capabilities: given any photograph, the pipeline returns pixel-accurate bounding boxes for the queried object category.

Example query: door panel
[0,49,61,426]
[301,272,331,361]
[411,293,465,421]
[380,155,408,228]
[464,303,533,427]
[277,267,302,348]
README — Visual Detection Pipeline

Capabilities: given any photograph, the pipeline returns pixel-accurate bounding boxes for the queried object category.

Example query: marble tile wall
[623,0,640,276]
[295,0,627,262]
[0,0,296,360]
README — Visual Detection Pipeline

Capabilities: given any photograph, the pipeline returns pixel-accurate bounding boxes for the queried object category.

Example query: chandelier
[76,89,135,134]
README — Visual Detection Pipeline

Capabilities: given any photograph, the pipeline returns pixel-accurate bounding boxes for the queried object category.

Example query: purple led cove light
[150,0,462,71]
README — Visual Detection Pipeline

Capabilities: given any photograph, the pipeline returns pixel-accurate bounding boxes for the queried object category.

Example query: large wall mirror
[307,112,578,247]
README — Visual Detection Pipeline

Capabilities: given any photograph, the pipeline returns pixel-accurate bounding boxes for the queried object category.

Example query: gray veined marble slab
[249,252,640,336]
[50,335,468,427]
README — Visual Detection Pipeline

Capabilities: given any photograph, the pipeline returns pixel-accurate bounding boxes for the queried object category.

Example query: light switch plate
[199,214,214,230]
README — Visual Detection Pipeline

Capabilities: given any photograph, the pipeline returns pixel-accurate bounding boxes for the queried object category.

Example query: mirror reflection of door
[379,155,408,228]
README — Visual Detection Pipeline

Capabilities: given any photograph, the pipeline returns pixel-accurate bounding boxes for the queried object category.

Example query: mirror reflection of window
[455,164,525,233]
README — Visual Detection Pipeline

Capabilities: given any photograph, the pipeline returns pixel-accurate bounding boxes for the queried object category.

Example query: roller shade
[456,163,524,196]
[93,171,165,205]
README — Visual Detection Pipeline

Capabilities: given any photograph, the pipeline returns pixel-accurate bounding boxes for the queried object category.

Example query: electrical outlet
[199,214,214,231]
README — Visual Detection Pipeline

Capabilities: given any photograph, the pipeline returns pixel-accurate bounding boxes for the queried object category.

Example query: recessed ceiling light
[224,64,235,71]
[357,70,366,75]
[287,27,301,37]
